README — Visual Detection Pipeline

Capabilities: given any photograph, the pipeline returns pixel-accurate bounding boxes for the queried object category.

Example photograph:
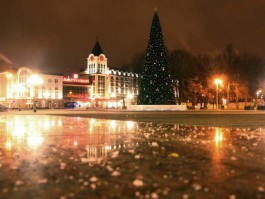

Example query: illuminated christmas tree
[138,11,176,105]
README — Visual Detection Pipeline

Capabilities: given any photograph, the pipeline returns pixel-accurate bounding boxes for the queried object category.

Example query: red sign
[63,77,89,84]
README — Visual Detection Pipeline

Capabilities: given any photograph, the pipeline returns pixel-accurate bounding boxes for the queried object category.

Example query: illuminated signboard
[63,78,89,84]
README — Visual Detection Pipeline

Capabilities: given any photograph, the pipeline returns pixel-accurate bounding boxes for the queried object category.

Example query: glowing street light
[27,74,44,85]
[256,89,262,108]
[126,93,133,99]
[214,78,223,109]
[256,89,262,98]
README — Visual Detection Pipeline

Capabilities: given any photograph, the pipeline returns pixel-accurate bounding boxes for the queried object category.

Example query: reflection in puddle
[0,115,138,166]
[0,116,265,198]
[214,128,224,146]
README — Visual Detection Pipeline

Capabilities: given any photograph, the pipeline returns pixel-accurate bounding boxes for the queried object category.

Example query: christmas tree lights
[138,11,176,105]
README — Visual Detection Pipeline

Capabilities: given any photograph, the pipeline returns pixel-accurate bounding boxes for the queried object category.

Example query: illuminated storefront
[63,74,90,108]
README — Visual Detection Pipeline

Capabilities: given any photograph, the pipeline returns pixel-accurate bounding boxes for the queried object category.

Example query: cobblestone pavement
[0,115,265,198]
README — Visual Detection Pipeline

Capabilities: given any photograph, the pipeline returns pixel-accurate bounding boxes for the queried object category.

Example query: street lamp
[256,89,262,108]
[214,78,223,109]
[27,75,43,112]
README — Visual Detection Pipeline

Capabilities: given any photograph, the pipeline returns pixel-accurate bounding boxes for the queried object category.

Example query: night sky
[1,0,265,75]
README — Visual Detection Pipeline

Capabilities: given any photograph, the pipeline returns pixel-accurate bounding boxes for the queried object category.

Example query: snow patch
[133,179,144,187]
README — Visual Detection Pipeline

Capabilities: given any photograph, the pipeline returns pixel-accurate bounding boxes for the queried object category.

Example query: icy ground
[0,115,264,198]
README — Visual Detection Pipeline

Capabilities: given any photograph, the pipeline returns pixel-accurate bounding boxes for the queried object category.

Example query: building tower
[80,39,139,108]
[80,39,109,99]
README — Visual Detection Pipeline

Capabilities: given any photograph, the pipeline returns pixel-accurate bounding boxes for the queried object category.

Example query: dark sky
[1,0,265,75]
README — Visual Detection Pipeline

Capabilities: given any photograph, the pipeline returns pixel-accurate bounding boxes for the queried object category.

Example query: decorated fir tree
[138,10,176,105]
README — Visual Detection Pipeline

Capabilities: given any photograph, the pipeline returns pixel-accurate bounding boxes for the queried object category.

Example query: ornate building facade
[0,41,140,109]
[80,40,139,108]
[0,67,63,109]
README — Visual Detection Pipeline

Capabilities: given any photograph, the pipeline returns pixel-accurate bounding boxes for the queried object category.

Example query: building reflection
[76,120,137,166]
[3,116,51,151]
[0,116,138,166]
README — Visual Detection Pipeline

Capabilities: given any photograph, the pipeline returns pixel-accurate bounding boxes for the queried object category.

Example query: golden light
[5,73,13,78]
[110,120,116,128]
[43,91,50,99]
[27,74,44,85]
[214,78,223,109]
[27,135,43,148]
[214,128,224,146]
[126,93,133,99]
[43,120,50,130]
[110,93,116,98]
[126,121,134,129]
[58,93,63,99]
[14,84,26,93]
[105,145,112,150]
[5,140,12,150]
[214,78,223,85]
[58,120,62,126]
[256,89,262,96]
[51,120,56,126]
[12,126,26,137]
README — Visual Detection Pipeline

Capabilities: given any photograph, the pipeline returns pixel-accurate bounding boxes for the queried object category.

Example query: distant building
[80,40,139,108]
[0,66,63,109]
[0,41,140,109]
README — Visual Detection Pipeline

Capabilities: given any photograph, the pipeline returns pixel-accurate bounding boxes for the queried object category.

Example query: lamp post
[122,97,126,109]
[256,89,262,109]
[27,75,43,112]
[214,78,223,109]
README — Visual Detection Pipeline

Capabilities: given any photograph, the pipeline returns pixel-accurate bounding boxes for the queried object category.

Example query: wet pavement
[6,108,265,127]
[0,115,265,198]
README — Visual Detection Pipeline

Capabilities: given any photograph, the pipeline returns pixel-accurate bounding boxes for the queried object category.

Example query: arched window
[17,67,32,98]
[18,69,31,85]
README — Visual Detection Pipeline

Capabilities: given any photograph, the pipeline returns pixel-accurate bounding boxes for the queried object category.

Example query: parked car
[63,102,77,109]
[0,103,9,112]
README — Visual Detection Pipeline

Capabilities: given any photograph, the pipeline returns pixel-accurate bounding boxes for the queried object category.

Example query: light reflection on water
[0,115,138,166]
[1,117,264,166]
[0,115,265,198]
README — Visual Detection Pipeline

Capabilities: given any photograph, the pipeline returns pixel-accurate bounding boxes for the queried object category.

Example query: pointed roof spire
[91,39,104,56]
